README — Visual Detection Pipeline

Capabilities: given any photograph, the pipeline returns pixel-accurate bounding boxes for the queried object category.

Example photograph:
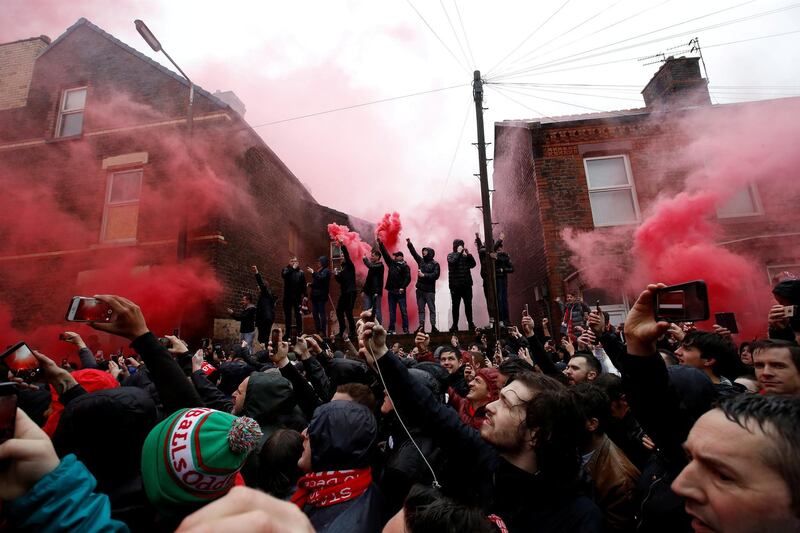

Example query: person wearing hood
[362,248,385,325]
[407,238,441,333]
[475,236,514,327]
[52,387,159,530]
[282,257,307,340]
[446,238,477,332]
[334,237,358,340]
[378,237,412,335]
[250,265,277,346]
[308,256,332,335]
[293,401,385,532]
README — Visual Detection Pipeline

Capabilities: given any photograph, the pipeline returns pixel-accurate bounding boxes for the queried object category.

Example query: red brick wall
[0,21,357,341]
[495,99,800,327]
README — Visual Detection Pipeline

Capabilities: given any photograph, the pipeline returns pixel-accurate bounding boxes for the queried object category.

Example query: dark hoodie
[52,387,159,530]
[305,401,385,533]
[407,241,440,293]
[446,239,476,289]
[242,371,307,443]
[311,256,332,299]
[240,371,309,487]
[378,241,411,293]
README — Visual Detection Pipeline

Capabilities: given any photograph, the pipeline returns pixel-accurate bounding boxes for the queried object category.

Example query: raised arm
[406,239,422,265]
[91,295,203,415]
[378,239,392,265]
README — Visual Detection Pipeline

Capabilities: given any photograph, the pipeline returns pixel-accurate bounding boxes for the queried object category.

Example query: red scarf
[291,468,372,509]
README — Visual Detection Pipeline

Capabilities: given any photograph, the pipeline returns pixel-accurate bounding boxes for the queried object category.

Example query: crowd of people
[2,272,800,532]
[228,235,514,350]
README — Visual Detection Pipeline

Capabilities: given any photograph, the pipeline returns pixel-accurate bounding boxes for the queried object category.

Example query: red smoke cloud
[563,99,800,338]
[0,86,265,361]
[375,212,403,249]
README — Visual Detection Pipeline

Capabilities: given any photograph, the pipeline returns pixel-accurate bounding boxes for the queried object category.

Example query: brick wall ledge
[0,111,232,151]
[0,233,225,261]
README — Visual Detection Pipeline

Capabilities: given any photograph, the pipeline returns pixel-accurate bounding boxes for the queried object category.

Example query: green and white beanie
[141,407,262,514]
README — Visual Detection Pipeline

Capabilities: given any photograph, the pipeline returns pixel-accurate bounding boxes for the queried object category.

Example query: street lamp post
[134,19,194,261]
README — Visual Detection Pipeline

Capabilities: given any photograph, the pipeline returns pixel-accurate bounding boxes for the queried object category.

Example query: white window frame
[583,154,642,227]
[100,168,143,243]
[55,86,87,138]
[716,183,763,219]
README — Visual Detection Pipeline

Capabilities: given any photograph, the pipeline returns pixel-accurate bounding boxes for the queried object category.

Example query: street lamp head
[134,19,162,52]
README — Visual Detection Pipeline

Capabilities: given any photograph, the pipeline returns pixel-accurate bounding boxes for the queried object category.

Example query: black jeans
[256,320,274,344]
[312,297,328,334]
[450,286,473,330]
[336,291,357,338]
[282,301,302,339]
[416,289,436,329]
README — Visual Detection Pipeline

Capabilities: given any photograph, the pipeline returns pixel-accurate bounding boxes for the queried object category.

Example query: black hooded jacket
[446,239,476,289]
[304,401,385,533]
[52,387,159,530]
[407,241,440,293]
[379,241,411,293]
[311,257,332,299]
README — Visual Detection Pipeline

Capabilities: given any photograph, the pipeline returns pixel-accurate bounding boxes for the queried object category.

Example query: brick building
[493,56,800,328]
[0,18,366,344]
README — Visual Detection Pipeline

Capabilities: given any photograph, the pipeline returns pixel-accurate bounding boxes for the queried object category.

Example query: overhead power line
[439,99,473,200]
[440,0,472,69]
[248,84,466,128]
[494,27,800,80]
[496,0,630,77]
[491,0,771,81]
[404,0,469,73]
[453,0,476,69]
[486,0,573,77]
[494,0,675,78]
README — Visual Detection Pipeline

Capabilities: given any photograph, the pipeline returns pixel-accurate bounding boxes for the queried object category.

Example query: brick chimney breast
[642,56,711,109]
[0,35,51,110]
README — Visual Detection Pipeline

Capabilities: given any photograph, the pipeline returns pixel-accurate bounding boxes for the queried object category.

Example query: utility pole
[472,70,500,337]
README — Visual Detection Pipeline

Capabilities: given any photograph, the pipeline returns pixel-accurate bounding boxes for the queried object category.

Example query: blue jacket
[7,454,129,532]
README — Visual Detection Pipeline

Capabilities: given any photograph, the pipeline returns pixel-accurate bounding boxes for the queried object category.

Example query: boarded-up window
[101,169,142,242]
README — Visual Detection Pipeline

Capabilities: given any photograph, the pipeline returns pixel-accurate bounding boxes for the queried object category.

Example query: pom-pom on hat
[141,407,262,514]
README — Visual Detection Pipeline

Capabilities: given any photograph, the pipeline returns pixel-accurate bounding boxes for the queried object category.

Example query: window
[716,184,762,218]
[101,169,142,242]
[56,87,87,138]
[583,155,641,227]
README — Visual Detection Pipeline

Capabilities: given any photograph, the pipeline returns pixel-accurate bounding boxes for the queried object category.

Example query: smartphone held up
[654,280,710,323]
[65,296,113,323]
[0,342,41,381]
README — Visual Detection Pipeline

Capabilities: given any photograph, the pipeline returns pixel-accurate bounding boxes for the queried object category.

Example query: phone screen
[0,343,41,381]
[655,281,710,323]
[714,312,739,334]
[66,297,113,322]
[0,384,18,445]
[290,326,298,345]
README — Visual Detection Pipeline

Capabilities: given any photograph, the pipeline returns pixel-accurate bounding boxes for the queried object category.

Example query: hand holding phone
[65,297,113,323]
[0,343,41,382]
[654,281,709,323]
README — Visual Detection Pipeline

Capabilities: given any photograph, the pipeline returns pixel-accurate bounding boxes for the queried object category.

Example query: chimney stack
[642,56,711,109]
